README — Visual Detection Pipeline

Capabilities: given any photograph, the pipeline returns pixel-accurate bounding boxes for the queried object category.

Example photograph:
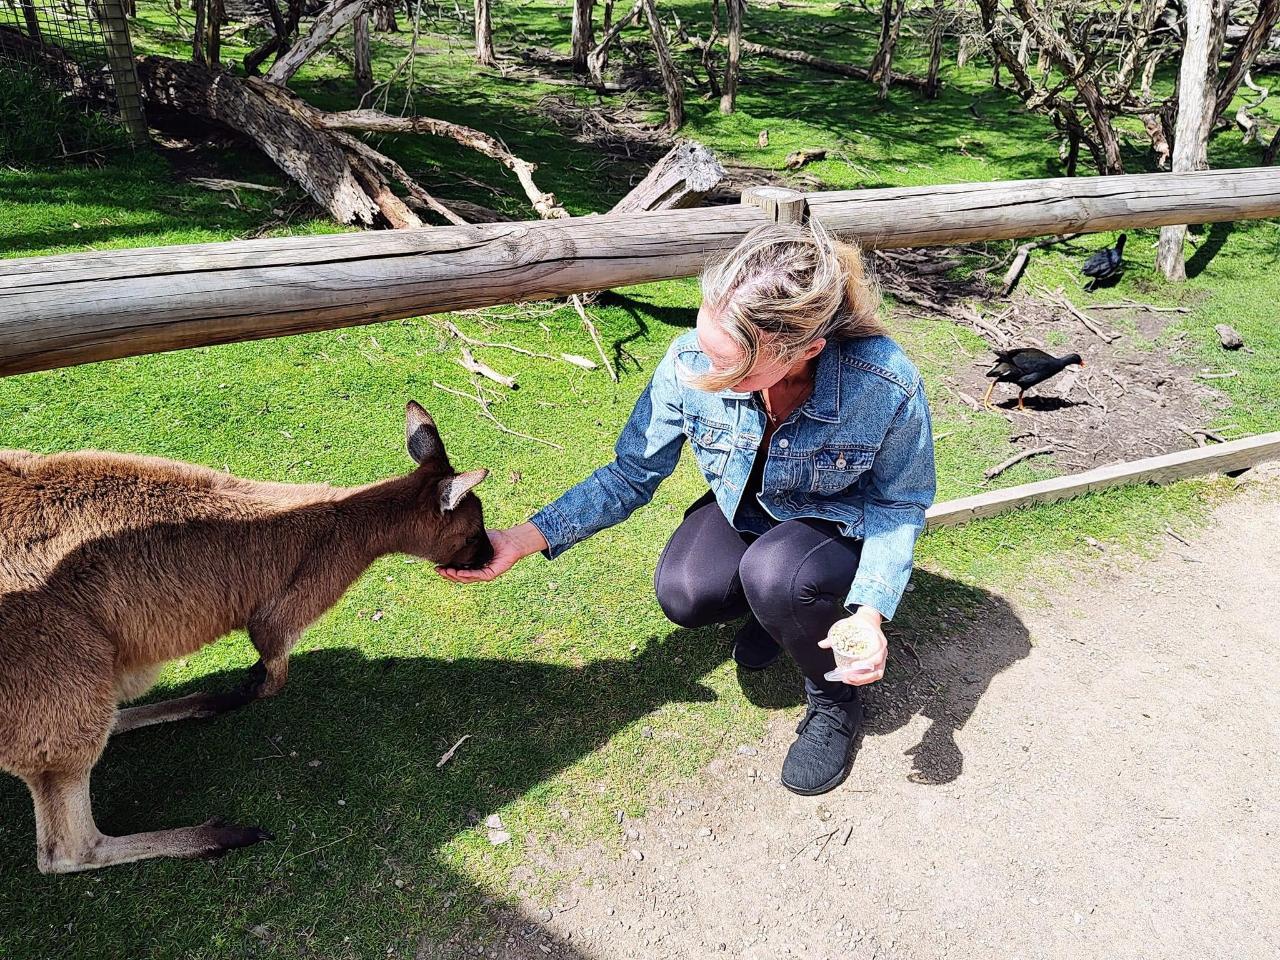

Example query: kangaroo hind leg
[27,768,272,874]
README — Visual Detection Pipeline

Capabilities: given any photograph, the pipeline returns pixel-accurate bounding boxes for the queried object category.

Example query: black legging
[654,493,863,699]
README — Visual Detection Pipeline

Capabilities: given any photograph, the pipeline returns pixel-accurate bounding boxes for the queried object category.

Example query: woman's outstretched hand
[436,522,549,584]
[818,607,887,685]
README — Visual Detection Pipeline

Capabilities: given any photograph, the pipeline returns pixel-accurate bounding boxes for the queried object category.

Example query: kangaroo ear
[438,469,488,512]
[406,401,444,466]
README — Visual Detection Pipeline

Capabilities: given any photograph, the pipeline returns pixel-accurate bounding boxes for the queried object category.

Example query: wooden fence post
[94,0,148,143]
[741,185,807,224]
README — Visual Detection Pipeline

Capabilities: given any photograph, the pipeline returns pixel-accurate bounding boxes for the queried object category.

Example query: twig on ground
[436,734,471,768]
[793,828,840,861]
[442,320,598,370]
[431,381,565,450]
[1043,287,1120,343]
[572,295,618,382]
[984,445,1054,481]
[458,346,518,389]
[999,234,1079,297]
[1196,370,1239,380]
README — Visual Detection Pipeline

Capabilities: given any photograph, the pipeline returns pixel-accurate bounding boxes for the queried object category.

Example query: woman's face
[696,305,823,393]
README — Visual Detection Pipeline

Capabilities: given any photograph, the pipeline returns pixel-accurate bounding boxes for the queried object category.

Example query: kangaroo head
[403,401,493,570]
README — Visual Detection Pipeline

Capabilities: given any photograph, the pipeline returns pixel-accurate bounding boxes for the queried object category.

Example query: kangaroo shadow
[736,569,1031,785]
[0,572,1027,955]
[0,628,725,958]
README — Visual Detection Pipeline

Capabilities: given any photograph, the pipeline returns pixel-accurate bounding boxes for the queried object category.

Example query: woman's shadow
[736,569,1031,784]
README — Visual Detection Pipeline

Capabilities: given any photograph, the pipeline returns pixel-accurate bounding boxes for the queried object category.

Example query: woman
[440,220,936,796]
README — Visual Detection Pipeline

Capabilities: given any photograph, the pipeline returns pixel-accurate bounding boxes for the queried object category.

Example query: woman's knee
[654,550,734,629]
[739,527,854,624]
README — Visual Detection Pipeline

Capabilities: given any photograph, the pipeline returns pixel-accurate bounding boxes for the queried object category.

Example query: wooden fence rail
[1,167,1278,378]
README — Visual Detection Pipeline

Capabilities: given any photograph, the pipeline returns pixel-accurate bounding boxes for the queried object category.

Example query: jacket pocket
[686,415,734,479]
[809,446,875,495]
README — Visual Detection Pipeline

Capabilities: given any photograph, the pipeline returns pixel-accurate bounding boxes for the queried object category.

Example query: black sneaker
[732,616,781,671]
[780,688,862,795]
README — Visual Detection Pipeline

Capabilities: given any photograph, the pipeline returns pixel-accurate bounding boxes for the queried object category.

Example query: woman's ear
[802,337,828,361]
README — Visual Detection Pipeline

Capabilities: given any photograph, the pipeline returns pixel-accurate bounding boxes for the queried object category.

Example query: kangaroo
[0,401,493,874]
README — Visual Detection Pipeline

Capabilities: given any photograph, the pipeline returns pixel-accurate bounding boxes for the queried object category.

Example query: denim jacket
[529,330,936,620]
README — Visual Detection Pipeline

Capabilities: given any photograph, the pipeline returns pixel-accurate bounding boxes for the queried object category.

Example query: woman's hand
[436,522,548,584]
[818,607,888,685]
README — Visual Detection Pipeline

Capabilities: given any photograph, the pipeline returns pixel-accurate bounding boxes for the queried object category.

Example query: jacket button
[836,457,847,468]
[778,438,789,449]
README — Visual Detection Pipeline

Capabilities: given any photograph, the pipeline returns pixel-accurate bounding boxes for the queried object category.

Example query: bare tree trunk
[205,0,223,66]
[641,0,682,130]
[925,0,944,98]
[1215,0,1280,119]
[354,10,372,98]
[870,0,892,74]
[702,0,723,98]
[720,0,742,114]
[1011,0,1126,173]
[267,0,366,85]
[19,0,42,42]
[474,0,495,66]
[192,0,207,65]
[571,0,594,74]
[1063,126,1080,176]
[372,0,397,30]
[1264,125,1280,164]
[588,0,640,86]
[1141,47,1162,98]
[1158,0,1228,280]
[1141,111,1170,167]
[872,0,907,98]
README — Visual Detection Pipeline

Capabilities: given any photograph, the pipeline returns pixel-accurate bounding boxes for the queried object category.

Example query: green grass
[0,64,131,165]
[1,1,1279,956]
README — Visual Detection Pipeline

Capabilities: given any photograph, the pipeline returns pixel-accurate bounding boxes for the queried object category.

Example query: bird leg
[1017,392,1027,412]
[982,382,997,409]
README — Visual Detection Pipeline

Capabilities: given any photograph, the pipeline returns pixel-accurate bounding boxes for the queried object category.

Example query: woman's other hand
[818,607,887,685]
[436,522,548,584]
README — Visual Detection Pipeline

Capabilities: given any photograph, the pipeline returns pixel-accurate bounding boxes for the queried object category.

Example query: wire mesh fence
[0,0,147,158]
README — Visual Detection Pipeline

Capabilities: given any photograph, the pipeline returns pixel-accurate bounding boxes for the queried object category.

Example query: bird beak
[1079,360,1087,368]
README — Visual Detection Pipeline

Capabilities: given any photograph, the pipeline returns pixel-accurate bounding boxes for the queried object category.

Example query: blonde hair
[690,218,884,391]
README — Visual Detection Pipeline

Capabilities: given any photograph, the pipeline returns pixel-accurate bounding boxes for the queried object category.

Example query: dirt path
[467,483,1280,960]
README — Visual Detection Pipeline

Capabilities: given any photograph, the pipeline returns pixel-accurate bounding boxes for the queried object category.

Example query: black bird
[984,348,1084,411]
[1081,234,1126,290]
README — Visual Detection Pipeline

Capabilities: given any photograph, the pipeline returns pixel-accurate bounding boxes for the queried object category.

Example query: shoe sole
[732,643,781,672]
[780,760,852,796]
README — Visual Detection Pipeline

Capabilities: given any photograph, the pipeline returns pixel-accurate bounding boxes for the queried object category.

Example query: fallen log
[608,141,726,213]
[140,56,386,226]
[2,29,563,228]
[688,33,931,92]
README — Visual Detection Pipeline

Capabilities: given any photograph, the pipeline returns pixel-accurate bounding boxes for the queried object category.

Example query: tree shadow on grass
[0,573,1028,957]
[1186,221,1234,279]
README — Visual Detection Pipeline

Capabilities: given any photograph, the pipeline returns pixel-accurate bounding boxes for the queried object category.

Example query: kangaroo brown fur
[0,401,491,874]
